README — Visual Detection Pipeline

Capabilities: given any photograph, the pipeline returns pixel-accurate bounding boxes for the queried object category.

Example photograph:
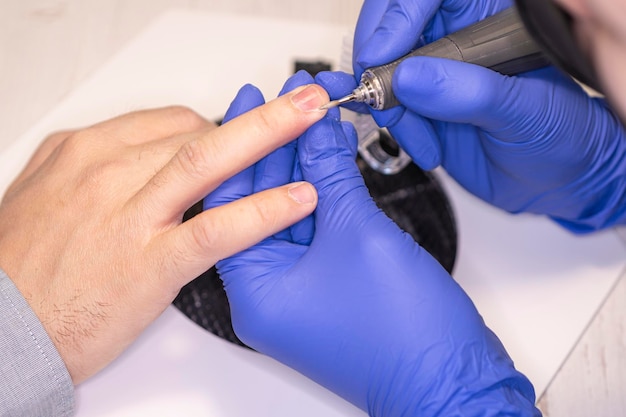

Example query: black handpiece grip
[365,6,550,109]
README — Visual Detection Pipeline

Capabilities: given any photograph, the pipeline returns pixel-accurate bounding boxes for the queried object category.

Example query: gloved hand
[316,0,626,232]
[206,71,540,416]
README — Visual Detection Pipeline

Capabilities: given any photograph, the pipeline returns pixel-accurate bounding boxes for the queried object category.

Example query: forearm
[0,268,74,417]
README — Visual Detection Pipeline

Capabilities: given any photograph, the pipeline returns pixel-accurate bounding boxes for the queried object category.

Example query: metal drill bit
[319,93,356,110]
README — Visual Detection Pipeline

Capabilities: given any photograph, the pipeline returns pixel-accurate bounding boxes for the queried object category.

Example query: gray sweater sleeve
[0,268,74,417]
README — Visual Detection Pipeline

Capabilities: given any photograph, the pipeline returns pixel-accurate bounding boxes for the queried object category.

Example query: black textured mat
[173,158,458,348]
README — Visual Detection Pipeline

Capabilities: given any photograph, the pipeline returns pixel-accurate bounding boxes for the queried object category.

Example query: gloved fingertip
[315,70,356,86]
[353,56,371,79]
[315,71,358,100]
[409,145,441,171]
[353,34,384,73]
[224,84,265,123]
[415,149,441,171]
[280,70,315,96]
[354,30,414,74]
[239,83,261,93]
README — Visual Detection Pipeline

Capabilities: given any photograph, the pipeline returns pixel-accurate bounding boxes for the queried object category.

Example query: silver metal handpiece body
[355,6,549,110]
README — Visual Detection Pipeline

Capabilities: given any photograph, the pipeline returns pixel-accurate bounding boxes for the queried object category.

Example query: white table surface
[1,2,626,416]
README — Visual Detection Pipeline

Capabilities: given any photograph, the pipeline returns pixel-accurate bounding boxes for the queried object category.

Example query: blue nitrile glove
[206,72,541,416]
[317,0,626,232]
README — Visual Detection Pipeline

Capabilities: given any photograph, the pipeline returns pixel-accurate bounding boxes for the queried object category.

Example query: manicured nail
[291,85,325,112]
[288,182,316,204]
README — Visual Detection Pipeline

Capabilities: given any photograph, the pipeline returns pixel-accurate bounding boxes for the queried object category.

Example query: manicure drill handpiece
[323,6,549,111]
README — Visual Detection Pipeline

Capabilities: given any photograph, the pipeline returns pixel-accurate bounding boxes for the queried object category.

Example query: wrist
[0,268,75,416]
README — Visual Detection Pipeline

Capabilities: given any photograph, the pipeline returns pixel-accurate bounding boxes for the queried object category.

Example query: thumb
[354,0,429,76]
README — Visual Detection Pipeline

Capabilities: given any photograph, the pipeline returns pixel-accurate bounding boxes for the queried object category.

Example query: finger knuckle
[164,105,208,131]
[56,130,93,158]
[43,130,72,144]
[174,138,214,181]
[189,217,221,255]
[249,107,277,140]
[250,197,278,229]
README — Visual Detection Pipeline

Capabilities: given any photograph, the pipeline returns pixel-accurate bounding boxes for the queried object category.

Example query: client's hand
[0,84,328,383]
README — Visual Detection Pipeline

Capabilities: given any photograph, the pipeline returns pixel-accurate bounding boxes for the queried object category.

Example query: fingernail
[291,85,325,112]
[288,182,316,204]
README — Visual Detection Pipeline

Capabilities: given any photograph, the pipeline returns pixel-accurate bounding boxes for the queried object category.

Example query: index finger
[354,0,439,75]
[130,84,329,225]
